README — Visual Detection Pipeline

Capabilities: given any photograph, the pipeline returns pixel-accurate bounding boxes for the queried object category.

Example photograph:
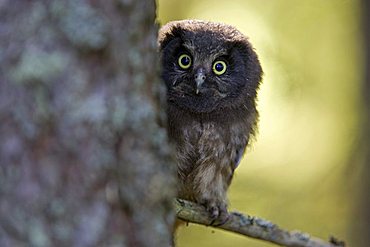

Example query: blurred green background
[157,0,364,246]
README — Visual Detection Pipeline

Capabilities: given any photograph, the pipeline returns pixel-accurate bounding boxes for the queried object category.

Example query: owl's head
[159,20,262,114]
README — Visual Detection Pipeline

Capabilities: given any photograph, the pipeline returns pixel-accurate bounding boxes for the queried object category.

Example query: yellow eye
[213,60,227,75]
[178,54,192,69]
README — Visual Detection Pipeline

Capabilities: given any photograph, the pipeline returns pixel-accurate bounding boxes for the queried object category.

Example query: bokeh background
[157,0,365,246]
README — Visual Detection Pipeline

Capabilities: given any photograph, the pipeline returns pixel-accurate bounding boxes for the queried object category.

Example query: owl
[158,20,262,223]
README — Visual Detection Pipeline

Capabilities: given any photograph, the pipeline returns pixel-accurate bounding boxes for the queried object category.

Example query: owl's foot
[200,199,229,226]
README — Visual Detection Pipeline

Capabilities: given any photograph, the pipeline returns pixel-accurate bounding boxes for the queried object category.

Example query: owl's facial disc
[159,20,263,113]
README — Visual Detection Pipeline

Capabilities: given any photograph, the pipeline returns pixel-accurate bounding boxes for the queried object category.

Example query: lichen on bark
[0,1,175,246]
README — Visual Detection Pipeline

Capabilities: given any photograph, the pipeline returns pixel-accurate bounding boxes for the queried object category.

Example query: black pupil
[215,62,224,71]
[181,56,190,66]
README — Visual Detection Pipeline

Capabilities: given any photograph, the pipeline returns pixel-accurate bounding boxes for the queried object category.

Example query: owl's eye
[212,61,227,75]
[178,54,192,69]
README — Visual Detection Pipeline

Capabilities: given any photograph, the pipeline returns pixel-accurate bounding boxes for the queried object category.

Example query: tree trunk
[355,1,370,246]
[361,1,370,246]
[0,1,175,247]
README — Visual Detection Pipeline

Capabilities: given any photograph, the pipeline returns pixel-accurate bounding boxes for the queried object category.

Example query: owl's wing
[233,145,246,169]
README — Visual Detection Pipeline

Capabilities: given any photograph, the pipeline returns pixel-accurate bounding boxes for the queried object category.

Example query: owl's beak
[194,68,206,94]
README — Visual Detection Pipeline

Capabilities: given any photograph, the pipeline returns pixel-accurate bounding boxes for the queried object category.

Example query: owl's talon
[208,205,219,219]
[200,199,228,225]
[212,213,230,226]
[210,206,229,226]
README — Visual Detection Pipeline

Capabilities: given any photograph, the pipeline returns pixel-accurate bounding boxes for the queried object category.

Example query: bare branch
[174,198,345,247]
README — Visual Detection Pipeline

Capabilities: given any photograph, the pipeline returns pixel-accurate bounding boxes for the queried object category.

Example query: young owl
[159,20,262,222]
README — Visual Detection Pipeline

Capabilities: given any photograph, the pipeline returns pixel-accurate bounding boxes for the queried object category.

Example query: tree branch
[174,198,345,247]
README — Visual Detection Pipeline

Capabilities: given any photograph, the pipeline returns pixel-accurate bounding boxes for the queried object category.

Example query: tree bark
[0,1,175,247]
[356,1,370,246]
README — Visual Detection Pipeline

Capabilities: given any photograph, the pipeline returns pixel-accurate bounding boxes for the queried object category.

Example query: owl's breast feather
[172,116,249,174]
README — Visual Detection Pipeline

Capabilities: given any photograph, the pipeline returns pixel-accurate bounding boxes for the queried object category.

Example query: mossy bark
[0,1,175,246]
